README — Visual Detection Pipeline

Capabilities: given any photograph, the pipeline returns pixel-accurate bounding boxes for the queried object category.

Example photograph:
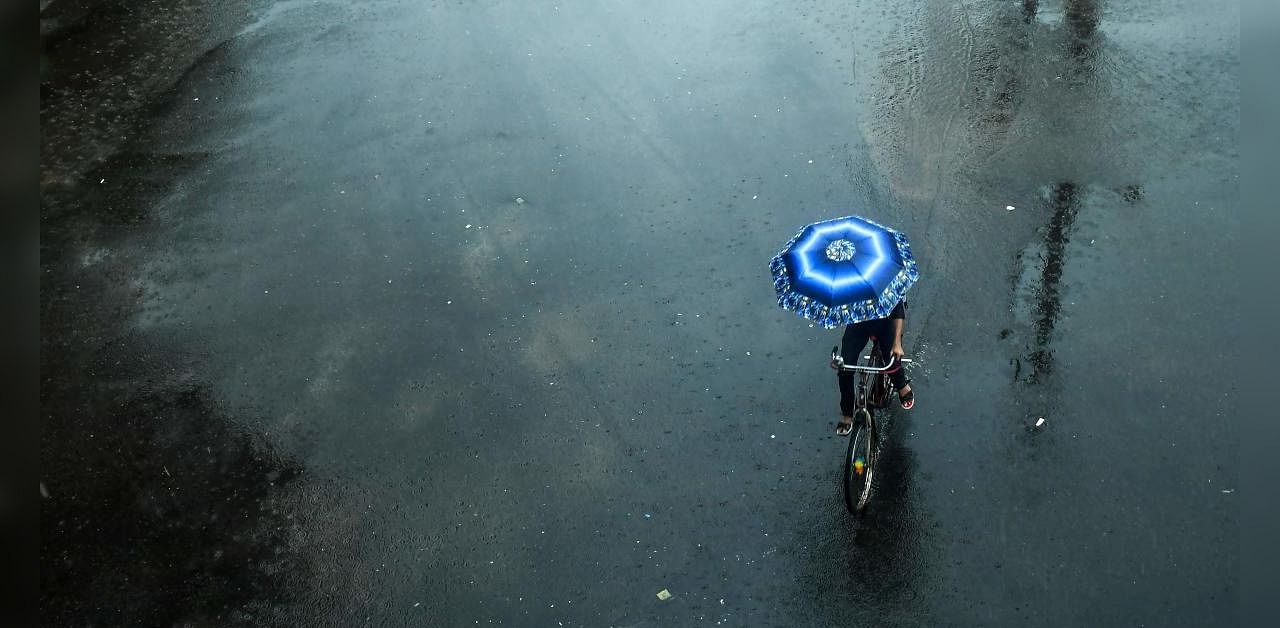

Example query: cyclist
[830,299,914,435]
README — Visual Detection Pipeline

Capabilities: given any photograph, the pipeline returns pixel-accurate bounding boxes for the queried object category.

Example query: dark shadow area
[38,162,372,626]
[40,0,248,214]
[38,172,371,624]
[41,378,313,626]
[77,150,211,224]
[38,155,354,624]
[38,4,362,622]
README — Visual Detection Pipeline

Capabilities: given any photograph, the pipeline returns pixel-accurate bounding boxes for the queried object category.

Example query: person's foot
[898,384,914,410]
[835,416,854,436]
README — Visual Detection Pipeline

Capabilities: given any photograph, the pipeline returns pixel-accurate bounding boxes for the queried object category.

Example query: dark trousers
[838,318,908,416]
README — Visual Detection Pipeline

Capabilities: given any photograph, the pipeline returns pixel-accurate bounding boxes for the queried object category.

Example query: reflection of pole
[1025,181,1080,383]
[1064,0,1099,40]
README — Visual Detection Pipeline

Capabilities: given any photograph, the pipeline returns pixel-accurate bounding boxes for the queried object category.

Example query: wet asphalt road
[41,0,1239,625]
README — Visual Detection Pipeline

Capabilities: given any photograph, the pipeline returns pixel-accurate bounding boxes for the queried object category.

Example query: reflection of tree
[1064,0,1100,41]
[1021,0,1100,56]
[1064,0,1100,58]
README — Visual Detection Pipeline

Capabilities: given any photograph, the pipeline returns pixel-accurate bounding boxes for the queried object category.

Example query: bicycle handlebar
[829,345,911,373]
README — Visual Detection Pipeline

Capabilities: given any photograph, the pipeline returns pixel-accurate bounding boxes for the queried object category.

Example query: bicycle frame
[831,346,909,409]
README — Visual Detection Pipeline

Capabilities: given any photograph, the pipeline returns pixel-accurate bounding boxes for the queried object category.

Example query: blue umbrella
[769,214,918,328]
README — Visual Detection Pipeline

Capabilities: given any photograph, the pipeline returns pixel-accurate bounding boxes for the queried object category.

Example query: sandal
[835,418,854,436]
[898,380,915,410]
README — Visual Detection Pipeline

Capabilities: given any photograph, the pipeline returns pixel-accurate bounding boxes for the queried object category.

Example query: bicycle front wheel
[842,409,877,513]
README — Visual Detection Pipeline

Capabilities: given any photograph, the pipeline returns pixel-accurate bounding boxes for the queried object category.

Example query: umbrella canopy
[769,214,918,328]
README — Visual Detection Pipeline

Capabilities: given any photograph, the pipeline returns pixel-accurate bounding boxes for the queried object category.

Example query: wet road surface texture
[41,0,1238,625]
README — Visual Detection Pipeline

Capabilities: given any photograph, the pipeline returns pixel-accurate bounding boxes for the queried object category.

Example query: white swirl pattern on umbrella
[795,221,886,289]
[824,239,856,262]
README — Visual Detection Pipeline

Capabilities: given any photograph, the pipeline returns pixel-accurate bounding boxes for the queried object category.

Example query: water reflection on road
[40,0,1238,624]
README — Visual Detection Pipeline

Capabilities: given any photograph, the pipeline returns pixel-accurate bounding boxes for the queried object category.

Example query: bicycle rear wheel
[842,409,877,513]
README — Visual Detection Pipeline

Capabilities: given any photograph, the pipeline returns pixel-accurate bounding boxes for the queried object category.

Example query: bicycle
[830,341,910,513]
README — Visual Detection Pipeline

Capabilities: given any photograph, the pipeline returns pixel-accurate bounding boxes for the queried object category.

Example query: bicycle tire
[867,344,889,409]
[842,408,876,513]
